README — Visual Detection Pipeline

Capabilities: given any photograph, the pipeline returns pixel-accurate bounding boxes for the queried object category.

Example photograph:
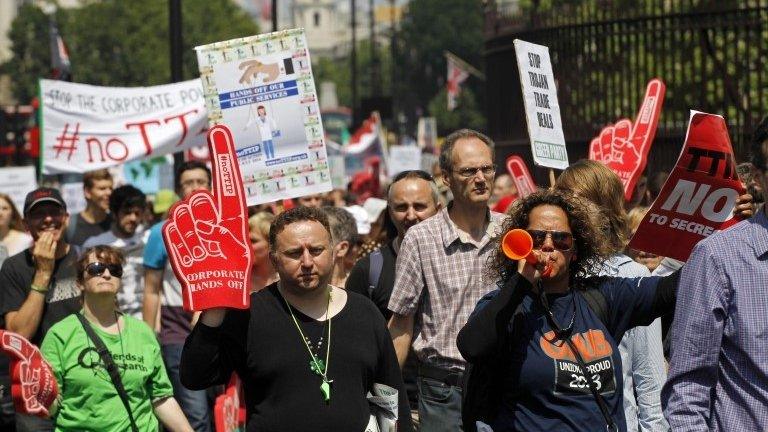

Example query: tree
[0,3,51,102]
[395,0,485,119]
[2,0,259,102]
[428,87,486,135]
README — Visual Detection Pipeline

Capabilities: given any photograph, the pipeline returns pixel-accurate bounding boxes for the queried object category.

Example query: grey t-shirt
[67,213,112,246]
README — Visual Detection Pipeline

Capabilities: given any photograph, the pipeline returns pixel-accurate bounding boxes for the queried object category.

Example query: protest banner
[195,28,332,206]
[505,155,537,198]
[417,117,437,151]
[627,111,745,262]
[0,166,37,210]
[387,146,422,178]
[40,79,208,174]
[514,40,569,170]
[163,125,252,311]
[589,79,666,201]
[123,156,174,194]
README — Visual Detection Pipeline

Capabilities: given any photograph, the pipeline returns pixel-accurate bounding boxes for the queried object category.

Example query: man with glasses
[0,187,81,431]
[662,116,768,431]
[388,129,504,431]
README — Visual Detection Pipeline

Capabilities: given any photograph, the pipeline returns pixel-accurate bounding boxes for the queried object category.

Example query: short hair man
[388,129,503,431]
[84,185,147,318]
[0,188,81,432]
[67,169,113,245]
[322,207,359,287]
[180,207,412,431]
[661,116,768,431]
[142,160,212,432]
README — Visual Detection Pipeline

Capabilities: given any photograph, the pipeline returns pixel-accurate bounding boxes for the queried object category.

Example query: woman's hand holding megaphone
[501,229,553,284]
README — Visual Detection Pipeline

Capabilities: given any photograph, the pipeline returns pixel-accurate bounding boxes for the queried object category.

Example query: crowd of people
[0,118,765,431]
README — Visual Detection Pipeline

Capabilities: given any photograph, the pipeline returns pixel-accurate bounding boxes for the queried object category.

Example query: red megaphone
[501,229,538,264]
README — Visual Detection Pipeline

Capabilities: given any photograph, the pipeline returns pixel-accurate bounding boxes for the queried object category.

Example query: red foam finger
[173,203,207,260]
[163,222,194,268]
[589,137,602,161]
[599,126,614,161]
[630,79,666,152]
[613,119,632,145]
[208,125,247,221]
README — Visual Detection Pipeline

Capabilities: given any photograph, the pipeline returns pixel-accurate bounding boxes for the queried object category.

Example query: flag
[446,54,470,111]
[49,18,71,81]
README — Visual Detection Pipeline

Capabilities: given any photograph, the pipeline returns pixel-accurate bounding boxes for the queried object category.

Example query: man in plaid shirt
[662,117,768,430]
[388,129,504,432]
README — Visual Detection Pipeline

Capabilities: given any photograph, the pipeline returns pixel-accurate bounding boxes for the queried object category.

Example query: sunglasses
[526,229,574,251]
[85,262,123,278]
[26,208,66,222]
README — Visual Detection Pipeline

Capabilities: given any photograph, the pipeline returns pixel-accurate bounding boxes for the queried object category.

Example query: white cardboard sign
[513,39,569,170]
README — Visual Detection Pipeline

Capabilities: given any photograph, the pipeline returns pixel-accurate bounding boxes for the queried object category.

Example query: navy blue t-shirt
[473,276,660,432]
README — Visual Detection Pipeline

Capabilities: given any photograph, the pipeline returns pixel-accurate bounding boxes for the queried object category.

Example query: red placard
[214,375,244,432]
[163,125,253,311]
[0,330,59,418]
[505,155,537,198]
[589,79,666,201]
[627,112,745,262]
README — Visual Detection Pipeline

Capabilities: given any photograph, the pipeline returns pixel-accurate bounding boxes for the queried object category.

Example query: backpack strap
[367,249,384,298]
[579,288,609,325]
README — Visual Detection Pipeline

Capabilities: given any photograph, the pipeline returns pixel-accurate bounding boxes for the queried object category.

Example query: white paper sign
[60,182,87,214]
[195,28,333,206]
[513,39,569,170]
[387,146,422,178]
[0,166,37,211]
[40,79,208,174]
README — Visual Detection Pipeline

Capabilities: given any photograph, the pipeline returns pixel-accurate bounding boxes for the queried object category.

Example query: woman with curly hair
[457,189,678,432]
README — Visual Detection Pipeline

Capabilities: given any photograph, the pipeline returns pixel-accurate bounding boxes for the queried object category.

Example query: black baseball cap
[23,187,67,216]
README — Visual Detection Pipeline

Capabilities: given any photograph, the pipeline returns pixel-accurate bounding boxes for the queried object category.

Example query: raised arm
[457,274,530,363]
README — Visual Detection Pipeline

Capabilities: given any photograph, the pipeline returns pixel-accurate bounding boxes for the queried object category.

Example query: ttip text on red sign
[627,112,745,262]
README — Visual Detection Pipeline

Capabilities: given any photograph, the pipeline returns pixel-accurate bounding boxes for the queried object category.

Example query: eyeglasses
[392,170,434,183]
[85,262,123,278]
[453,164,497,178]
[526,229,574,251]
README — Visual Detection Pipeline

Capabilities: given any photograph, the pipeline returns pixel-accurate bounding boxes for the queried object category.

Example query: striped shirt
[662,207,768,430]
[388,207,504,372]
[601,255,669,432]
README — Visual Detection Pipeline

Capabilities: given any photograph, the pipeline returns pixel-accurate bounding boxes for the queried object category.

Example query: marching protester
[40,245,193,432]
[142,161,212,432]
[322,207,359,287]
[490,173,518,212]
[456,189,680,432]
[84,185,148,319]
[295,193,324,208]
[66,170,114,246]
[0,193,32,257]
[346,170,442,319]
[248,212,279,293]
[388,129,503,431]
[555,160,668,432]
[661,116,768,431]
[179,207,412,432]
[0,188,82,431]
[346,169,443,428]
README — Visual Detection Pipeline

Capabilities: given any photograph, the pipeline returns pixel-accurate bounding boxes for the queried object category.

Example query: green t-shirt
[41,313,174,432]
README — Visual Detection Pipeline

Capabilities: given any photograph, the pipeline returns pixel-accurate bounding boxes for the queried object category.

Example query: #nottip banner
[628,111,745,262]
[195,28,333,206]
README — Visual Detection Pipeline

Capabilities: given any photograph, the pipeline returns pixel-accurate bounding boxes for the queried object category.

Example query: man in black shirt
[66,169,113,245]
[181,207,411,432]
[0,187,81,432]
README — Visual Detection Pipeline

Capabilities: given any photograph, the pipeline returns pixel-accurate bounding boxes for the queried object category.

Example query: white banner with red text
[40,79,208,174]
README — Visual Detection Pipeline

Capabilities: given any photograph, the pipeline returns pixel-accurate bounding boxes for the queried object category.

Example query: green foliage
[395,0,484,115]
[428,87,486,135]
[1,3,51,102]
[3,0,259,102]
